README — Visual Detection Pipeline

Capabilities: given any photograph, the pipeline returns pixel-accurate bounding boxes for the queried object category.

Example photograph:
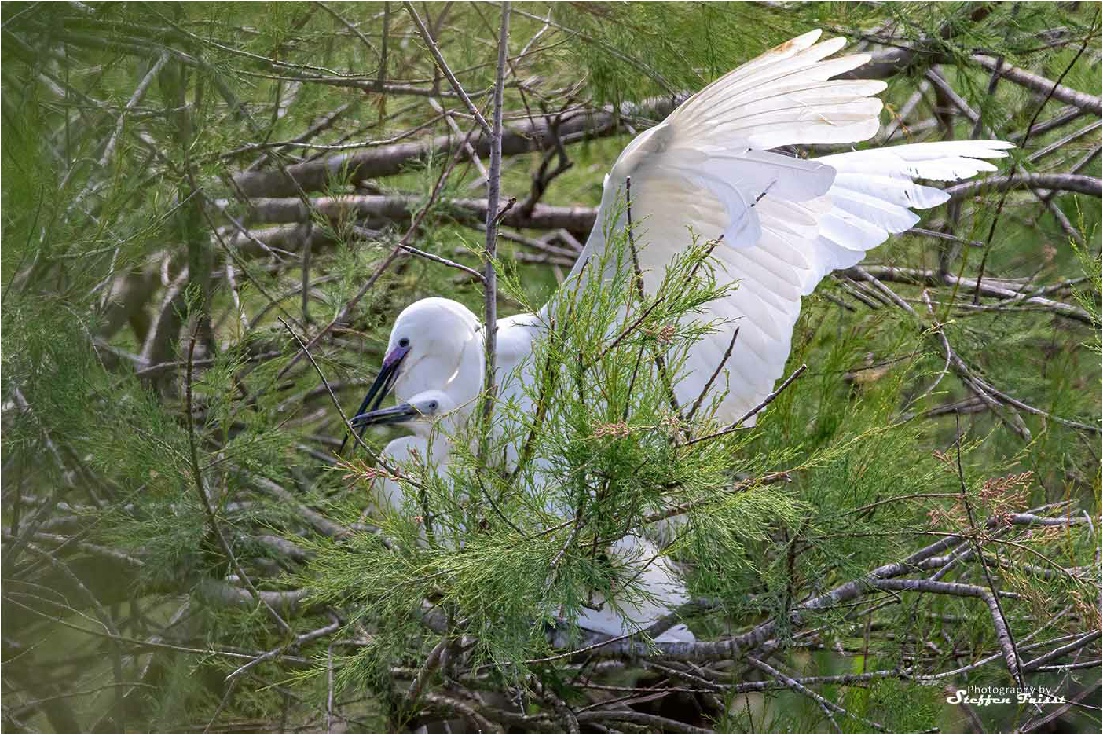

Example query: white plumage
[564,30,1011,423]
[359,390,462,522]
[348,29,1012,640]
[369,435,428,517]
[575,536,695,644]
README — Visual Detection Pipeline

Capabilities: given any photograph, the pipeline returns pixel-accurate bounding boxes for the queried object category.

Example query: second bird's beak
[350,402,422,428]
[340,343,410,451]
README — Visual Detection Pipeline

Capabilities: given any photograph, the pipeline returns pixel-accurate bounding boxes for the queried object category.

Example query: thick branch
[947,173,1102,199]
[221,194,597,234]
[229,103,666,198]
[973,54,1102,116]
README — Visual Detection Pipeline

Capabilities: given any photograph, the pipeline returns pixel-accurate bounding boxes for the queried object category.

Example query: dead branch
[947,172,1102,199]
[973,54,1103,116]
[221,193,598,234]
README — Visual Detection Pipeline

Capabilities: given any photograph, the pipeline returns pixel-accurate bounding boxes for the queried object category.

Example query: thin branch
[479,1,510,430]
[845,265,1094,325]
[403,1,492,136]
[225,616,341,681]
[277,317,380,461]
[351,225,485,282]
[431,97,490,184]
[184,330,291,634]
[682,364,808,447]
[685,328,739,421]
[747,656,881,732]
[575,709,713,734]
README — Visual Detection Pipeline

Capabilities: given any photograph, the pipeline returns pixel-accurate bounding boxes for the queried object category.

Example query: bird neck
[446,334,486,411]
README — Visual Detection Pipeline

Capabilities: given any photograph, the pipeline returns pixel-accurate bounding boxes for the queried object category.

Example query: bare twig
[431,97,490,184]
[685,328,739,421]
[350,226,485,282]
[952,430,1024,689]
[403,1,492,136]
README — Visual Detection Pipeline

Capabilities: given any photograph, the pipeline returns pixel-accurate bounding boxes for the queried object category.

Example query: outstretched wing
[566,30,1011,425]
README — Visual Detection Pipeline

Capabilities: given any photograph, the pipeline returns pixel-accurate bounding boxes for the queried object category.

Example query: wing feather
[575,536,694,643]
[562,32,1012,425]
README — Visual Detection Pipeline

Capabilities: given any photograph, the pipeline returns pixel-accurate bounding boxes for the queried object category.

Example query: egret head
[350,389,457,434]
[351,297,479,420]
[386,298,480,400]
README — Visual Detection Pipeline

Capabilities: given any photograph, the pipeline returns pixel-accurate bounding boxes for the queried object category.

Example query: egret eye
[427,401,439,411]
[398,337,410,348]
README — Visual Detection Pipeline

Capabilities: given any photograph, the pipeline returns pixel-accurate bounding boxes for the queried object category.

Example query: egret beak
[350,401,422,428]
[340,343,410,452]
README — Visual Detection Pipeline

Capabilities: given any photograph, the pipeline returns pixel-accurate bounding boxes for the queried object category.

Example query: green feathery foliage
[2,2,1099,732]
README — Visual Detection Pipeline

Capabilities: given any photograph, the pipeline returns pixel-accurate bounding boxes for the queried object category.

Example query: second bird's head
[350,389,456,431]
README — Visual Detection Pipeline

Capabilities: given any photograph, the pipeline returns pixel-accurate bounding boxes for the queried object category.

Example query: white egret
[348,29,1012,435]
[346,29,1013,641]
[353,390,695,642]
[340,298,482,453]
[351,389,467,517]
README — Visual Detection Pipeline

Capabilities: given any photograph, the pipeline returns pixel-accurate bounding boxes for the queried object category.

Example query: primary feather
[562,31,1012,425]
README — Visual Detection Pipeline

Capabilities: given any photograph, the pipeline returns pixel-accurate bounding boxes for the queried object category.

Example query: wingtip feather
[769,29,824,55]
